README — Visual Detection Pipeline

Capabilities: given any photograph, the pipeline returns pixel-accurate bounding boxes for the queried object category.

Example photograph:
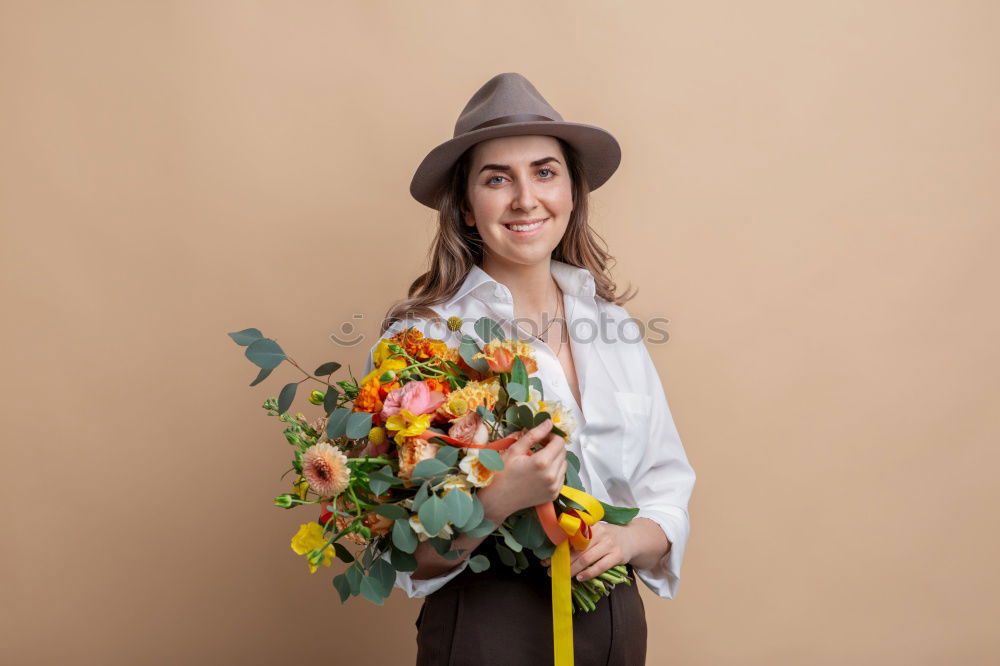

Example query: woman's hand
[540,521,636,582]
[477,418,567,523]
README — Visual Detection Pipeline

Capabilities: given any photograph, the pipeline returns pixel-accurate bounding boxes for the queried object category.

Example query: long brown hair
[380,138,636,335]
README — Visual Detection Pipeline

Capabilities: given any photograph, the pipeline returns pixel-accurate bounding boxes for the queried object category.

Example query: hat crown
[453,72,564,138]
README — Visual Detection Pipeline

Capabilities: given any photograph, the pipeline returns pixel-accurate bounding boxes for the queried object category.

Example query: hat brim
[409,121,621,210]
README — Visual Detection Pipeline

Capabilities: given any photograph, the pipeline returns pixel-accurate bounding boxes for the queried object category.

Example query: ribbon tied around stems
[418,428,604,666]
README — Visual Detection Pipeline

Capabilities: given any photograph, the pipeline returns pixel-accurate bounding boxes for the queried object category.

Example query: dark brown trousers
[414,542,647,665]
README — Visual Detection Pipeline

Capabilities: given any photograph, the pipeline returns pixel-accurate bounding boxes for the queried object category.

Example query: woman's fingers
[507,418,553,456]
[576,552,620,582]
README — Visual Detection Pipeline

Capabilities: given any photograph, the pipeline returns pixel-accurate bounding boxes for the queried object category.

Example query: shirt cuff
[632,506,690,599]
[380,550,470,599]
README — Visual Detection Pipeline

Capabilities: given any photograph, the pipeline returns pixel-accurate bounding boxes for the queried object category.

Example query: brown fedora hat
[410,72,622,210]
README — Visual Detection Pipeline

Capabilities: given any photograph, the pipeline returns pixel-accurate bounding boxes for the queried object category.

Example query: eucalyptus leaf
[346,411,373,439]
[435,445,459,467]
[314,361,341,376]
[411,458,449,480]
[565,462,583,491]
[333,542,355,563]
[459,494,485,532]
[474,317,505,343]
[565,450,581,471]
[443,488,473,528]
[411,481,431,512]
[477,449,504,471]
[323,387,340,415]
[465,517,496,538]
[532,542,556,559]
[417,495,448,536]
[497,525,522,552]
[332,574,351,602]
[345,564,362,595]
[427,536,453,556]
[511,511,546,549]
[360,575,385,605]
[390,547,418,572]
[277,382,297,415]
[367,473,392,497]
[391,519,417,554]
[371,557,397,598]
[528,376,543,399]
[468,554,491,573]
[506,381,527,402]
[245,337,286,370]
[459,335,489,373]
[228,328,263,346]
[599,501,640,525]
[476,405,495,422]
[514,549,529,572]
[249,366,273,386]
[516,405,534,430]
[326,408,351,438]
[373,504,408,520]
[511,356,527,387]
[495,542,516,567]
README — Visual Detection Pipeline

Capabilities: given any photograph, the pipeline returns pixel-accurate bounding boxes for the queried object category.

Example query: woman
[363,72,696,665]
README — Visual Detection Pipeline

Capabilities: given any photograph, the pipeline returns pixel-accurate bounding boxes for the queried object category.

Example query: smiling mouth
[503,217,548,233]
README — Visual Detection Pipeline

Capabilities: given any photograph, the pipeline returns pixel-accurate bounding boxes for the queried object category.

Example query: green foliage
[411,458,450,481]
[477,449,503,471]
[345,411,373,439]
[443,488,473,528]
[245,337,286,370]
[468,554,491,573]
[474,317,505,343]
[250,367,273,386]
[373,504,408,520]
[417,495,447,536]
[314,361,341,376]
[391,519,417,554]
[228,328,262,346]
[435,445,459,467]
[277,382,297,415]
[459,335,489,373]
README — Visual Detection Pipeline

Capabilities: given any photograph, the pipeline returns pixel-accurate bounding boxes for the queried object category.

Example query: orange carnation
[353,378,383,414]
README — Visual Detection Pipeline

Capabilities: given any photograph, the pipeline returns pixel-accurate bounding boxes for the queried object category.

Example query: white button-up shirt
[363,259,696,599]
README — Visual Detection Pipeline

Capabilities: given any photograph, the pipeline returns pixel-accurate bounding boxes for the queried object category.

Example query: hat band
[465,113,555,133]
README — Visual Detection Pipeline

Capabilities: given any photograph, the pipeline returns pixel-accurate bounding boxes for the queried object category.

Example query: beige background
[2,1,998,664]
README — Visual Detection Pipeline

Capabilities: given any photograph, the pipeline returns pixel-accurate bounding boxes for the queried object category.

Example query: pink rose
[381,380,446,421]
[447,412,490,445]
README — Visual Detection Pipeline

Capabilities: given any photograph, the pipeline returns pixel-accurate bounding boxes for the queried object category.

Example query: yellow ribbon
[536,485,604,666]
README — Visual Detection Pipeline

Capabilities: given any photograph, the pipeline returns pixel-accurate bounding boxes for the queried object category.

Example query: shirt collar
[444,259,597,307]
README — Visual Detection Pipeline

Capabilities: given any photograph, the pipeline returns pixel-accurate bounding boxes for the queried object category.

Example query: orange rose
[397,436,441,482]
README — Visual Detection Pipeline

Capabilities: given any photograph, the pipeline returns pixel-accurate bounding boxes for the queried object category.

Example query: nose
[511,177,539,212]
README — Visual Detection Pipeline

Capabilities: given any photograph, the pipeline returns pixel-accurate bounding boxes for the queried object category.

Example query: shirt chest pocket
[613,390,654,478]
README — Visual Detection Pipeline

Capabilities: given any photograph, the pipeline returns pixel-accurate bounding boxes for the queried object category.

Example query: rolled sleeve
[626,341,696,599]
[380,550,470,599]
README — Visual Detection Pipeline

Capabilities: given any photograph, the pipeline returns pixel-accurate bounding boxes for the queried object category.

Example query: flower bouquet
[228,316,638,621]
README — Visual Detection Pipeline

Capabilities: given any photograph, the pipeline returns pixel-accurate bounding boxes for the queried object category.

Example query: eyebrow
[478,156,561,174]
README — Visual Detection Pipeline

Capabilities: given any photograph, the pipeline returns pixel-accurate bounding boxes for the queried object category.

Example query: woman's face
[464,135,573,269]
